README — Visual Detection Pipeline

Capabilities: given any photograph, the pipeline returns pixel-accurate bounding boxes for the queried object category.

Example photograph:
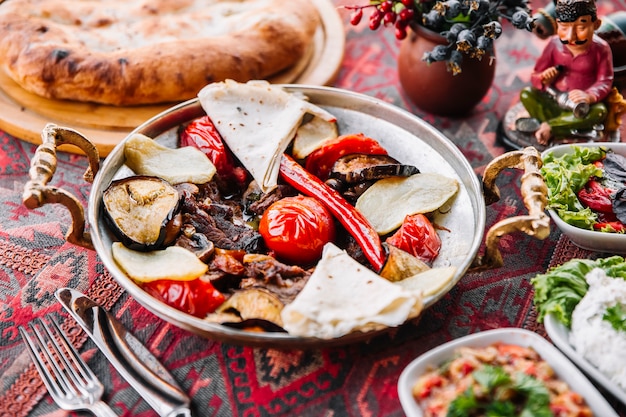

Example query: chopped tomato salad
[413,343,593,417]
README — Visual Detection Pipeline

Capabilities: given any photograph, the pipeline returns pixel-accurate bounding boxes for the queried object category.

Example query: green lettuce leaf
[541,146,605,230]
[531,256,626,327]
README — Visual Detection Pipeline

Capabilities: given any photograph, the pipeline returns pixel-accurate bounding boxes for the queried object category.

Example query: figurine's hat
[555,0,597,22]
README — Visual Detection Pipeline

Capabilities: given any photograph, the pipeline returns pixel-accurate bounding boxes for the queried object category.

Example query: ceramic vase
[397,25,496,117]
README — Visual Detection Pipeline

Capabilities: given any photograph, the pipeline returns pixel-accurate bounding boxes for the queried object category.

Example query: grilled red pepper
[180,116,247,186]
[304,133,388,181]
[279,154,386,271]
[594,221,626,232]
[577,179,614,214]
[386,213,441,263]
[142,277,225,318]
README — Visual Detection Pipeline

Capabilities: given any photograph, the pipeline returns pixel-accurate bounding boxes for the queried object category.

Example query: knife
[55,287,192,417]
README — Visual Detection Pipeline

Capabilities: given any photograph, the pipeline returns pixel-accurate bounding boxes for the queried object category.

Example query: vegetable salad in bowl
[540,143,626,253]
[397,328,618,417]
[532,256,626,404]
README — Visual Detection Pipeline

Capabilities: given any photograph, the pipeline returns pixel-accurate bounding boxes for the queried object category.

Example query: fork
[19,316,118,417]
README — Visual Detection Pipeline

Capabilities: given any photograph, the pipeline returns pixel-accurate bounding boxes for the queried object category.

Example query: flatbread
[280,243,423,339]
[198,80,336,193]
[0,0,320,105]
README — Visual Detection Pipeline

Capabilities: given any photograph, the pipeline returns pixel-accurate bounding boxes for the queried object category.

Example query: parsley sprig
[446,365,552,417]
[604,303,626,332]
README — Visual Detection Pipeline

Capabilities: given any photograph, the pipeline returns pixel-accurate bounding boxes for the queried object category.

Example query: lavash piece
[281,243,424,339]
[198,80,336,193]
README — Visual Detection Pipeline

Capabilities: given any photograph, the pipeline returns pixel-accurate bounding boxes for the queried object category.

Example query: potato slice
[356,173,459,234]
[124,133,216,184]
[394,266,457,297]
[111,242,208,282]
[291,116,338,159]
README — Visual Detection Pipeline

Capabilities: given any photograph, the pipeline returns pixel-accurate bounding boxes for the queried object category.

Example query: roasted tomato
[385,213,441,263]
[259,195,336,265]
[142,277,225,318]
[304,133,388,181]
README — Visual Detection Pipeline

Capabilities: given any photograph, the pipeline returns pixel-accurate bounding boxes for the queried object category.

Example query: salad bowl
[22,84,550,347]
[398,328,619,417]
[541,143,626,254]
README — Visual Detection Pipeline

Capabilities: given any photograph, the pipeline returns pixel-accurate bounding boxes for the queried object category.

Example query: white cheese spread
[569,268,626,390]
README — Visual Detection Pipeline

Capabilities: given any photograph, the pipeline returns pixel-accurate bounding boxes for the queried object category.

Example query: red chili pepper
[577,179,614,214]
[180,115,247,186]
[141,277,225,318]
[279,154,386,271]
[304,133,388,181]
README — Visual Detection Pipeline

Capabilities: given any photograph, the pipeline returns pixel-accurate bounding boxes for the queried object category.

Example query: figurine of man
[520,0,613,145]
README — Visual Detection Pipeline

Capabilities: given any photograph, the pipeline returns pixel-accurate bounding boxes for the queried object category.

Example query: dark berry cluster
[345,0,534,74]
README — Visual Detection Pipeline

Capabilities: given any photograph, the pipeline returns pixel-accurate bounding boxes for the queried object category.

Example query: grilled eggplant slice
[329,153,420,184]
[103,176,182,251]
[216,288,285,327]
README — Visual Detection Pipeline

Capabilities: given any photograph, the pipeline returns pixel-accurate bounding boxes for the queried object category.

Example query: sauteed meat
[240,254,311,304]
[243,183,298,216]
[177,181,263,253]
[173,228,215,263]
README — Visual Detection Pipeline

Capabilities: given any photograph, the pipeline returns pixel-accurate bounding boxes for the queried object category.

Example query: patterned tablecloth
[1,1,626,416]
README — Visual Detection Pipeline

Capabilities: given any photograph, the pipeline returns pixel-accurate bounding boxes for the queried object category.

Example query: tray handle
[470,146,550,272]
[22,124,99,250]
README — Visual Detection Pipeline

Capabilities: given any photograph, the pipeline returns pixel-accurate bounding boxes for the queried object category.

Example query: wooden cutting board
[0,0,345,157]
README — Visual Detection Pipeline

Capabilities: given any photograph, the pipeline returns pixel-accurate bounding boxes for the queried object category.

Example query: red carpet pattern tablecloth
[1,1,626,416]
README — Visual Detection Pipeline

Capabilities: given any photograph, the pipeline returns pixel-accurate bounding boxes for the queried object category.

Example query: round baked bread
[0,0,320,106]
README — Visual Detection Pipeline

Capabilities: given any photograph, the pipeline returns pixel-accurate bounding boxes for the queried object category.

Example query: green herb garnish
[445,366,552,417]
[604,303,626,332]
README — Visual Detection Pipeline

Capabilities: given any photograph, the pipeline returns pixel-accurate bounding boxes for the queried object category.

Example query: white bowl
[544,313,626,406]
[542,143,626,254]
[397,328,619,417]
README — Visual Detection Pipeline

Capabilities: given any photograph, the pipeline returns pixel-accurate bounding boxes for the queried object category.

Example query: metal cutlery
[55,287,193,417]
[19,316,117,417]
